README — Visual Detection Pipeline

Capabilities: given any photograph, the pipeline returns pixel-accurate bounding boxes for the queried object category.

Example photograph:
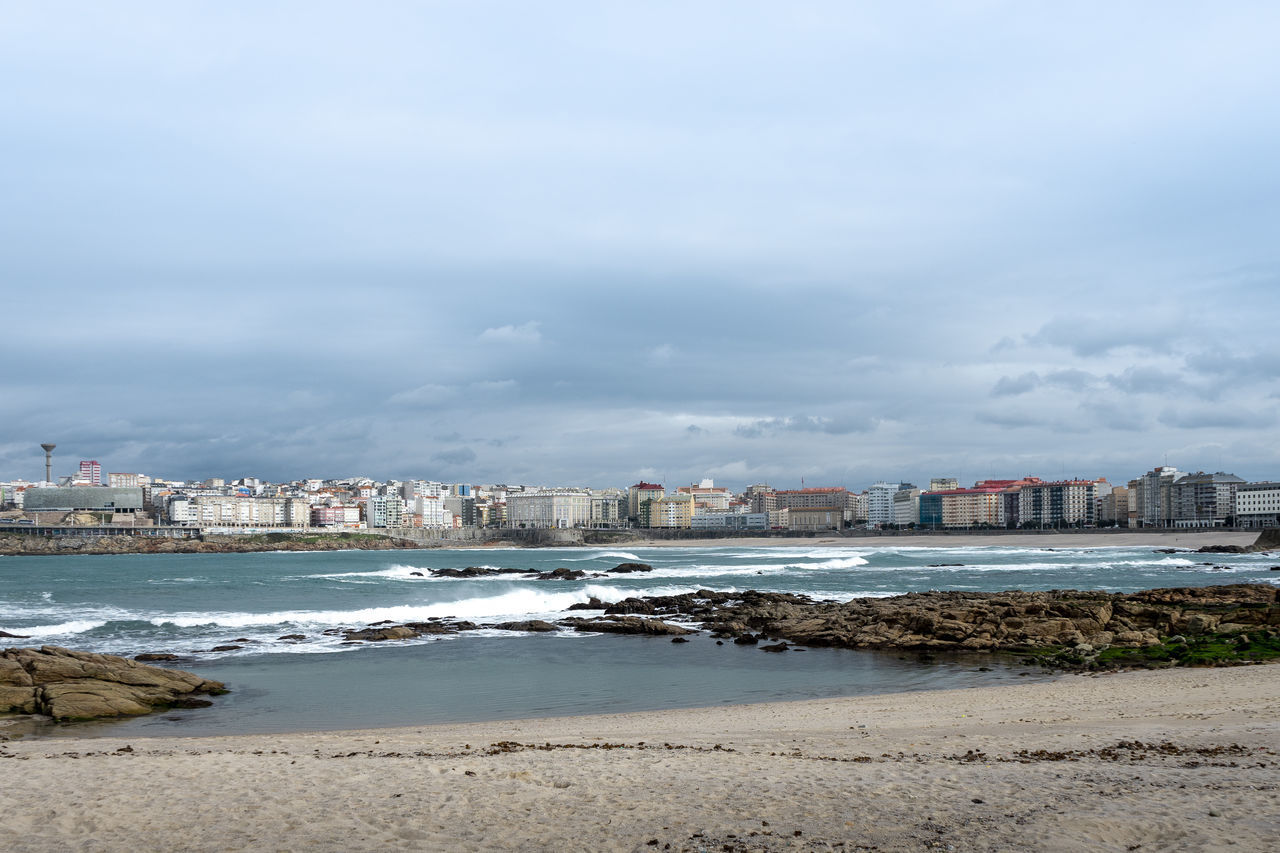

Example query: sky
[2,2,1278,491]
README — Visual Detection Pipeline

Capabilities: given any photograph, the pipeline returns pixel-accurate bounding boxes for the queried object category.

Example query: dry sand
[3,665,1278,852]
[598,530,1261,550]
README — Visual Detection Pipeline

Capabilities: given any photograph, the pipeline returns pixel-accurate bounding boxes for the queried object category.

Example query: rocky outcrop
[607,562,654,573]
[1196,528,1279,554]
[492,620,559,632]
[558,616,694,636]
[592,585,1279,657]
[1,646,226,721]
[430,567,538,578]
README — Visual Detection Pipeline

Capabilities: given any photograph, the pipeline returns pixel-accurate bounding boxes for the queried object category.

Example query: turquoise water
[3,543,1275,736]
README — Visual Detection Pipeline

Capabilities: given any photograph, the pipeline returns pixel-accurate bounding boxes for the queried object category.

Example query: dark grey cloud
[2,2,1279,489]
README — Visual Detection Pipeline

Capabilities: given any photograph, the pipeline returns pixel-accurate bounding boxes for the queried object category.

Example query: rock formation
[1,646,226,721]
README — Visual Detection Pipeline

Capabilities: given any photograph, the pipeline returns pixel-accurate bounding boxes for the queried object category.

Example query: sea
[3,542,1277,737]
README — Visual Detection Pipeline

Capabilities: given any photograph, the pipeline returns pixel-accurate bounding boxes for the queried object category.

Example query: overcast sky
[3,2,1278,491]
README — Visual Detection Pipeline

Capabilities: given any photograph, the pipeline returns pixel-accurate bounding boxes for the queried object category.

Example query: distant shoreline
[0,527,1267,556]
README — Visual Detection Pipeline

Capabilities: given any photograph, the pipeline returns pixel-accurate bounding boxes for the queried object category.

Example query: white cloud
[479,322,542,345]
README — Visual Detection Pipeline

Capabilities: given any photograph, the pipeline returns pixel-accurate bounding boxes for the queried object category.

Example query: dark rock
[608,562,654,573]
[277,634,306,640]
[209,645,242,652]
[535,568,589,580]
[671,637,689,643]
[760,642,789,653]
[409,571,424,577]
[0,630,32,639]
[558,616,694,636]
[733,634,759,645]
[133,653,180,662]
[568,597,606,611]
[342,626,417,642]
[491,620,559,632]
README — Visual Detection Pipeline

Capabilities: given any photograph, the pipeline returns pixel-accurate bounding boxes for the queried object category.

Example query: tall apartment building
[1131,466,1180,527]
[865,482,905,527]
[919,485,1005,528]
[627,482,665,526]
[1170,472,1245,527]
[650,493,694,528]
[367,494,407,528]
[929,477,958,492]
[742,484,778,514]
[107,472,141,489]
[1014,479,1104,527]
[1236,482,1280,528]
[892,486,921,526]
[77,460,102,486]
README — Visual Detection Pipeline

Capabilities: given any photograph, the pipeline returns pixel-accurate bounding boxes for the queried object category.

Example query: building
[691,512,770,531]
[929,477,958,492]
[506,490,593,529]
[367,494,408,528]
[650,494,694,528]
[627,482,665,526]
[1014,479,1104,527]
[77,460,102,486]
[892,486,921,526]
[865,483,905,527]
[787,507,843,531]
[677,480,732,514]
[742,484,778,514]
[1097,486,1133,527]
[107,472,141,489]
[918,485,1005,528]
[1170,472,1245,527]
[172,495,310,528]
[1236,482,1280,528]
[22,486,144,513]
[1131,466,1180,527]
[311,505,361,527]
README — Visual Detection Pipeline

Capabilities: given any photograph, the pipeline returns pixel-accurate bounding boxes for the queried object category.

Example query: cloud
[469,379,516,392]
[479,322,542,345]
[734,414,876,438]
[388,384,456,405]
[1157,407,1277,430]
[432,447,477,466]
[1106,367,1186,394]
[992,372,1040,396]
[1030,318,1172,357]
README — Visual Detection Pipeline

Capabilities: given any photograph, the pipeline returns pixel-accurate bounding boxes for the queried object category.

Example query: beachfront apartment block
[1236,482,1280,528]
[168,494,311,528]
[650,493,695,528]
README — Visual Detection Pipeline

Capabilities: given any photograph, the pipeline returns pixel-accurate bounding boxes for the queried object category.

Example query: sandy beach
[594,530,1263,550]
[4,664,1277,852]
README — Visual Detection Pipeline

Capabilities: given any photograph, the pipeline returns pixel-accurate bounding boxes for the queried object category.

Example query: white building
[1236,482,1280,528]
[173,495,311,528]
[866,482,903,527]
[892,487,921,526]
[506,490,593,528]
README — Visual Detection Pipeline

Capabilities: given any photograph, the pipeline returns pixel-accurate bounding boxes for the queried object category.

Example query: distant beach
[3,665,1277,851]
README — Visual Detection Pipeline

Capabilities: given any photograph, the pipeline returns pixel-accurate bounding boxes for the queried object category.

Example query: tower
[40,443,56,484]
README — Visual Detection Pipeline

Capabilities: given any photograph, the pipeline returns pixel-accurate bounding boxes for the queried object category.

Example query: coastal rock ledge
[1,646,227,721]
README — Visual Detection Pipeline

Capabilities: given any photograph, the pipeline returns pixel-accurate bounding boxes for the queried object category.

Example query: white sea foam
[564,550,643,562]
[16,619,109,636]
[155,584,635,630]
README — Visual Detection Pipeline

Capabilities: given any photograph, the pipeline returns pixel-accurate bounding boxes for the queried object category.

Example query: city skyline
[3,3,1278,488]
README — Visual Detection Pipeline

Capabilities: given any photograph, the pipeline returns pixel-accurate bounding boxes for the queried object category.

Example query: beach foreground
[3,666,1278,852]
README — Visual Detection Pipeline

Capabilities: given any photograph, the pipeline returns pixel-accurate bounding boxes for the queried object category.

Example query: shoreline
[4,665,1277,851]
[0,527,1265,557]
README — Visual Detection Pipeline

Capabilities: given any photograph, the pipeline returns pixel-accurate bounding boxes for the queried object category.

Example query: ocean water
[3,543,1276,736]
